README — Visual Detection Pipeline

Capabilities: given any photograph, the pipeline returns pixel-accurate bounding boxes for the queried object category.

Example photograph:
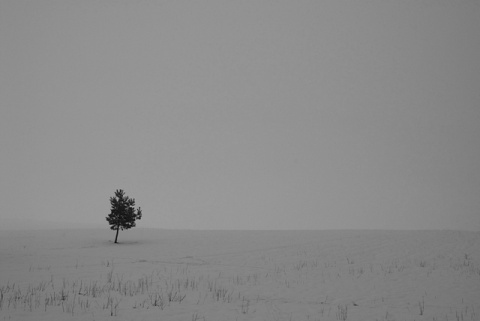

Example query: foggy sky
[1,0,479,230]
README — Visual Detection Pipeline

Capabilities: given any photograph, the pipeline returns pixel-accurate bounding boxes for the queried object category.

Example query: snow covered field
[0,229,479,321]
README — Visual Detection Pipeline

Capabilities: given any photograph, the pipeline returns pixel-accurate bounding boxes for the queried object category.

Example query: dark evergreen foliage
[106,189,142,243]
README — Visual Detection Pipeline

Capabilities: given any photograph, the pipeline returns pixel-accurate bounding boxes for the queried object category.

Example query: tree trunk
[114,225,120,243]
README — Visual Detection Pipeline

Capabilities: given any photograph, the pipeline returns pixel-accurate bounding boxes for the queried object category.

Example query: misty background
[1,0,479,230]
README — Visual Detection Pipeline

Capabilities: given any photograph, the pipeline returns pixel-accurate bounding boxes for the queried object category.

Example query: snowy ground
[0,229,479,321]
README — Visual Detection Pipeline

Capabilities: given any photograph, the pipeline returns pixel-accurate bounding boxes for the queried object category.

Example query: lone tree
[106,189,142,243]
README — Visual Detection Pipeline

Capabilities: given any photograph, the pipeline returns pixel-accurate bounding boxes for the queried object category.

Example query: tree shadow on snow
[103,239,152,246]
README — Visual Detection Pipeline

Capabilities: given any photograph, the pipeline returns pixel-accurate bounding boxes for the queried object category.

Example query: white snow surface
[0,229,479,321]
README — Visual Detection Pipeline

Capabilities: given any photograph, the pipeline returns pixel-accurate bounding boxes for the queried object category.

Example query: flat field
[0,229,479,321]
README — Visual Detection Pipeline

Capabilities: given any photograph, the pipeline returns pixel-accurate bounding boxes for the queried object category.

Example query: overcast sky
[1,0,479,230]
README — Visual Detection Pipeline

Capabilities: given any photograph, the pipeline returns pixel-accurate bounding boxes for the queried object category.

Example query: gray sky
[1,0,479,230]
